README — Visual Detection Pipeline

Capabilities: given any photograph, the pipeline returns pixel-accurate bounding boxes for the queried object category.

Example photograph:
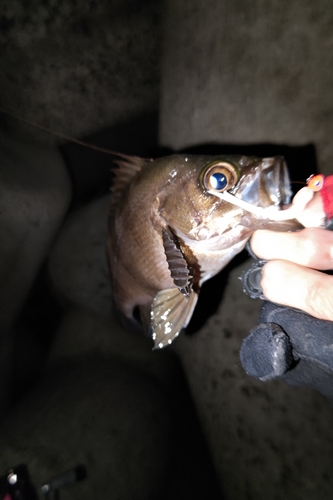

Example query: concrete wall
[160,0,333,175]
[1,1,333,499]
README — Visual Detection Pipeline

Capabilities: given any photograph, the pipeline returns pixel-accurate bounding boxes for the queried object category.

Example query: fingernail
[241,260,266,299]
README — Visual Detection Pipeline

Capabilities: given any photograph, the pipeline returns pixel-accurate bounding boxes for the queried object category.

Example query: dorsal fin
[110,154,151,206]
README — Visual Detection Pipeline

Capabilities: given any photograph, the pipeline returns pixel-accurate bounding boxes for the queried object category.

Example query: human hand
[240,179,333,396]
[250,186,333,321]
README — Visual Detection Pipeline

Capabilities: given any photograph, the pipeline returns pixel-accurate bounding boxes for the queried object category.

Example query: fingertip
[260,260,333,322]
[250,230,272,258]
[292,187,314,211]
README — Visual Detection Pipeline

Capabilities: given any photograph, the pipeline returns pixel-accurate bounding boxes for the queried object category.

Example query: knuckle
[297,228,333,267]
[305,276,333,321]
[298,236,318,264]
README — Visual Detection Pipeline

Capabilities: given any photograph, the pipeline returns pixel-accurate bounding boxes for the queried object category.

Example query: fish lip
[232,156,292,208]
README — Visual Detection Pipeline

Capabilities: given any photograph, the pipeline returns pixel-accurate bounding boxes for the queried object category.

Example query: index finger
[250,227,333,270]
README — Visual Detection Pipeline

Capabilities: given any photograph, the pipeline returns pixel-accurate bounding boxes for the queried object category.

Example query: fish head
[231,155,292,207]
[160,154,296,244]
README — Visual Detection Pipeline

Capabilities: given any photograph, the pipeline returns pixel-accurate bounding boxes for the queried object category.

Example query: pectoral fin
[151,288,198,349]
[162,227,193,296]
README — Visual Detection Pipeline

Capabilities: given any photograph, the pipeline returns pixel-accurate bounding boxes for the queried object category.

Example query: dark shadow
[60,111,162,207]
[10,263,63,406]
[156,353,225,500]
[186,249,250,334]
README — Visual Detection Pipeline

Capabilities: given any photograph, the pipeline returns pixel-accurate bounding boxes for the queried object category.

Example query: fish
[107,153,300,349]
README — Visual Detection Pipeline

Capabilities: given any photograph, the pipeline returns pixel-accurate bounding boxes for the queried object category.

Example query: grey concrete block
[0,0,162,143]
[160,0,333,175]
[0,359,173,500]
[0,131,71,414]
[48,305,182,394]
[48,195,112,317]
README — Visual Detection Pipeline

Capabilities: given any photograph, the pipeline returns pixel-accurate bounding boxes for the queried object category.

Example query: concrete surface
[48,196,113,318]
[160,0,333,175]
[0,358,174,500]
[0,0,162,142]
[0,130,71,416]
[1,0,333,499]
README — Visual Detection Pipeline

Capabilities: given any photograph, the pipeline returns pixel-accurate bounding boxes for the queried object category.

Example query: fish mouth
[232,156,293,209]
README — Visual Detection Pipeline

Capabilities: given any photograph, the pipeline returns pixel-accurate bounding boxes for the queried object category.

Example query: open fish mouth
[232,156,293,208]
[208,157,298,221]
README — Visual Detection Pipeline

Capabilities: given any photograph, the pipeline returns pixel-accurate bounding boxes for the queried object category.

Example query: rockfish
[107,154,299,349]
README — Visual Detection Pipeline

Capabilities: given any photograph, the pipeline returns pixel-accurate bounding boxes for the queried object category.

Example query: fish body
[107,154,299,348]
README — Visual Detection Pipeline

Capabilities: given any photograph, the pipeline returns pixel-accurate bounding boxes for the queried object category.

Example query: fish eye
[200,161,240,193]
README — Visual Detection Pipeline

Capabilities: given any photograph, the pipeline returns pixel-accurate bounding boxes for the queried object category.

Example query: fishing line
[0,106,148,160]
[291,181,307,186]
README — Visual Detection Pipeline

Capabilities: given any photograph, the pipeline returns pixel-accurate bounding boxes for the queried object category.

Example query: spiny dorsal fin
[151,288,198,349]
[162,227,193,296]
[110,154,152,206]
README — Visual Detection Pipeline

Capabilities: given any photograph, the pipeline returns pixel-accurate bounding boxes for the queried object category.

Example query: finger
[292,187,314,211]
[261,260,333,322]
[251,228,333,270]
[292,188,325,227]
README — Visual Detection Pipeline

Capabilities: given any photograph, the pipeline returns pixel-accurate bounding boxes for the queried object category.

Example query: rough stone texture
[160,0,333,175]
[2,1,333,498]
[0,0,162,143]
[48,195,112,317]
[0,131,71,415]
[48,306,180,392]
[0,359,174,500]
